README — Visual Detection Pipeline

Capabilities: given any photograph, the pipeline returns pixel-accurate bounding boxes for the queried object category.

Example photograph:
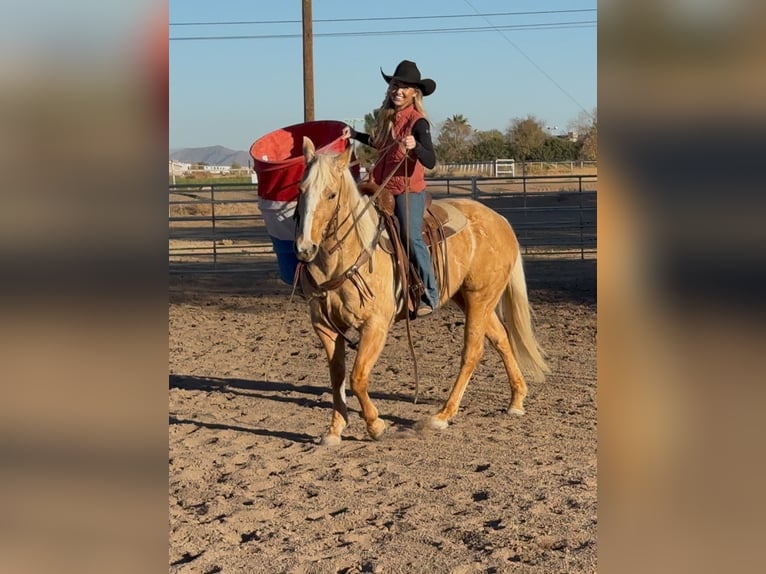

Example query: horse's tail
[499,255,550,383]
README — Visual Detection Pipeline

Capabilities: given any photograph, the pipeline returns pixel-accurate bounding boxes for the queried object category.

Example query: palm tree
[436,114,473,163]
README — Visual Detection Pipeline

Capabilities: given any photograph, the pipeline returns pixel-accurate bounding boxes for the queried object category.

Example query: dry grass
[170,203,212,218]
[524,165,597,177]
[432,164,597,178]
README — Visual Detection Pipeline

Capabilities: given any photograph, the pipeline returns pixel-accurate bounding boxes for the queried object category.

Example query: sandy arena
[169,255,596,573]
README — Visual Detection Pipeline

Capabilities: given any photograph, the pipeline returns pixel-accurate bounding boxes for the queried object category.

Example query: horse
[294,136,549,445]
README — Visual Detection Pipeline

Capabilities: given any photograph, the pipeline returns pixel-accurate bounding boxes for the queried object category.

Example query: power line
[462,0,594,121]
[170,21,596,41]
[170,9,597,27]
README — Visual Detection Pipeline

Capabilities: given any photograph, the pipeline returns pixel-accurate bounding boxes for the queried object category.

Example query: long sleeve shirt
[350,118,436,169]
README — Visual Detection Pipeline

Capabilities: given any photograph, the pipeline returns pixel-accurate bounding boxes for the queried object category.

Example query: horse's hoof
[320,434,342,446]
[507,407,525,416]
[416,415,448,431]
[367,418,386,440]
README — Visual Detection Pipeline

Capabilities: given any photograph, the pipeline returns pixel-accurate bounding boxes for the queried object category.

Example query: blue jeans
[394,192,439,308]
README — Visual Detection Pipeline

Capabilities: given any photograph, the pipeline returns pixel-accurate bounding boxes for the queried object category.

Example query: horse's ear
[335,144,353,171]
[303,137,315,163]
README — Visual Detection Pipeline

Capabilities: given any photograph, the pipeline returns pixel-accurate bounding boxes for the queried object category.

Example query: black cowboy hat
[380,60,436,96]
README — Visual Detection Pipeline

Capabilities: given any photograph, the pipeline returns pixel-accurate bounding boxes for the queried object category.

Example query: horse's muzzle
[294,240,318,262]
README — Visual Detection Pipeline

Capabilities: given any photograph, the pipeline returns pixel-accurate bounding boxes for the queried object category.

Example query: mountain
[170,145,252,168]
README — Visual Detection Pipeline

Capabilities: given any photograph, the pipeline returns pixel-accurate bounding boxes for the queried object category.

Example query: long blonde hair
[371,87,428,149]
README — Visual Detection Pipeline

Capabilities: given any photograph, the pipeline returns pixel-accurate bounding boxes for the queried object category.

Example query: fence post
[471,177,477,199]
[522,163,527,195]
[211,185,217,267]
[578,176,584,260]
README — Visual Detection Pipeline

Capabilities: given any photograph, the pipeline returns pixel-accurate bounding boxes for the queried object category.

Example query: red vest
[372,106,427,195]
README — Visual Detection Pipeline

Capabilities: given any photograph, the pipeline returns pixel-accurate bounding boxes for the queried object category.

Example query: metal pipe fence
[169,174,596,274]
[435,160,596,177]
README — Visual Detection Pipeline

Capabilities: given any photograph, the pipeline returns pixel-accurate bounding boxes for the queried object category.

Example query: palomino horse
[295,137,549,445]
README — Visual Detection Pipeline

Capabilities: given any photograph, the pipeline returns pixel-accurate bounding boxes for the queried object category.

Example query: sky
[169,0,596,152]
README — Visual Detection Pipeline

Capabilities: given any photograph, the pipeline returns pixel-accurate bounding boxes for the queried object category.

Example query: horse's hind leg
[484,311,528,415]
[425,293,491,429]
[350,323,388,440]
[316,329,348,445]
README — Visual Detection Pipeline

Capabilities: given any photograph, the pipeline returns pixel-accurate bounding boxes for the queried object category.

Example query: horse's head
[294,136,354,262]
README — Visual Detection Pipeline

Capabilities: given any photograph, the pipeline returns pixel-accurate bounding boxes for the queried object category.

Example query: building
[169,160,192,175]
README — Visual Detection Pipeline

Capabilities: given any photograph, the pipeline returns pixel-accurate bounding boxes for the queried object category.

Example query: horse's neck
[317,187,379,275]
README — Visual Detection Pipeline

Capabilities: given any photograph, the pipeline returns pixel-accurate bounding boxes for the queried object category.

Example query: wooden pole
[302,0,314,122]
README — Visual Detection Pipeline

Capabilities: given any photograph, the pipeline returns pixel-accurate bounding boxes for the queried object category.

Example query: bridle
[296,164,384,317]
[294,141,422,403]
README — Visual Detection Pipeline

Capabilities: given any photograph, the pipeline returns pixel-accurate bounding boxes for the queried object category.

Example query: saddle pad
[378,198,468,254]
[423,199,468,246]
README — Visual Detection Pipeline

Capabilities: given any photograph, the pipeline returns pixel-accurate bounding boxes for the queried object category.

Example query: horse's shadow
[168,414,316,444]
[169,374,420,438]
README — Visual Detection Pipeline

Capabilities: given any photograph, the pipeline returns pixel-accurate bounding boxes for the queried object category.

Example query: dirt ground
[169,257,596,573]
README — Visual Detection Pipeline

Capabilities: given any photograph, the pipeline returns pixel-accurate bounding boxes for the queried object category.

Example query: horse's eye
[327,192,337,200]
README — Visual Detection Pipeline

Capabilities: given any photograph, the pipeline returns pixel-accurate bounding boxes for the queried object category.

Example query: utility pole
[302,0,314,122]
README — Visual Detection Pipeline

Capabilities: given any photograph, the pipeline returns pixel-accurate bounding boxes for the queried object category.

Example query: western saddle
[358,182,467,320]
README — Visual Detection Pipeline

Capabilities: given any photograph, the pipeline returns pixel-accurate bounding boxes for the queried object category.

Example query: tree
[567,108,596,141]
[506,116,547,162]
[532,137,580,162]
[506,116,548,175]
[469,129,509,161]
[579,127,597,161]
[231,161,241,170]
[352,110,379,169]
[435,114,473,163]
[569,108,597,161]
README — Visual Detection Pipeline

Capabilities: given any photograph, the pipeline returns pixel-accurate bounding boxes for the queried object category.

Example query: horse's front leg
[315,327,348,446]
[351,322,388,440]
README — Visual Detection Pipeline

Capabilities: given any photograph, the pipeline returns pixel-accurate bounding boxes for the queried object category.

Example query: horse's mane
[307,152,378,248]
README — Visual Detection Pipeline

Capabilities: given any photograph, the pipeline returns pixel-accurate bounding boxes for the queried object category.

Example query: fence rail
[436,160,596,177]
[169,174,596,274]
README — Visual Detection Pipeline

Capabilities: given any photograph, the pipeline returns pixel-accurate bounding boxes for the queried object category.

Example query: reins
[295,138,424,404]
[348,140,422,404]
[325,140,402,255]
[401,152,421,404]
[263,259,310,383]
